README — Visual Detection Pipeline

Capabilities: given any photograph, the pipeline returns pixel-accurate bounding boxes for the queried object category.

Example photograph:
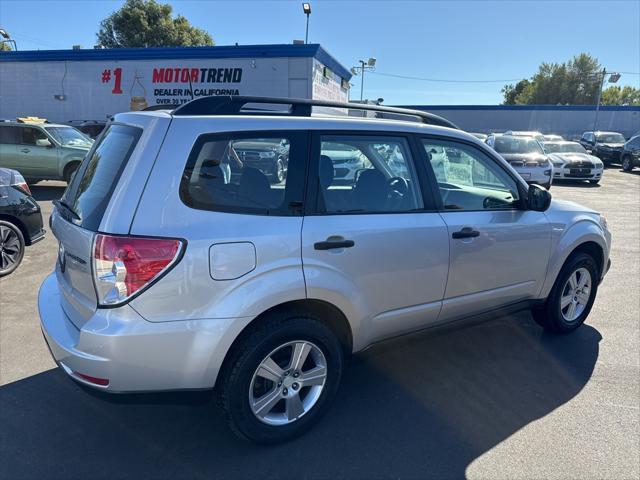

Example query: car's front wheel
[217,313,344,443]
[0,220,25,278]
[622,155,634,172]
[532,252,599,333]
[270,157,286,184]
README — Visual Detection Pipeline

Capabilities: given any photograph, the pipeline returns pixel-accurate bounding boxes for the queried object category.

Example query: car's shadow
[0,312,600,479]
[29,183,66,202]
[552,180,600,188]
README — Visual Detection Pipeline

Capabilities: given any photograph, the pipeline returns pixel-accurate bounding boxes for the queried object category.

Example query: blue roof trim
[399,104,640,112]
[0,43,352,80]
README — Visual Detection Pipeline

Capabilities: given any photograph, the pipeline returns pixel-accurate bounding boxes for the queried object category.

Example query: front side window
[181,134,297,215]
[423,139,520,211]
[20,127,48,146]
[316,135,422,214]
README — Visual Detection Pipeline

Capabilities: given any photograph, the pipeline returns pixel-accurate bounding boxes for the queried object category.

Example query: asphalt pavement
[0,168,638,479]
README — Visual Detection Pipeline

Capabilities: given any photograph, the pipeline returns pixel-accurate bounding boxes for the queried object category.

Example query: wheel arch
[0,214,29,245]
[62,159,82,180]
[213,299,353,389]
[541,231,607,299]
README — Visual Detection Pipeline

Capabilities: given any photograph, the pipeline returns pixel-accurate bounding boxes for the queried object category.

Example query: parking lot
[0,168,638,479]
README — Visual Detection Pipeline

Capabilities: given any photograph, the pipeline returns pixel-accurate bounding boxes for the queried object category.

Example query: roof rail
[171,96,459,129]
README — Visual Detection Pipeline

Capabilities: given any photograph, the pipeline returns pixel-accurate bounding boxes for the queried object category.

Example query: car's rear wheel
[64,162,80,184]
[0,221,25,278]
[217,313,344,443]
[622,155,634,172]
[532,252,599,333]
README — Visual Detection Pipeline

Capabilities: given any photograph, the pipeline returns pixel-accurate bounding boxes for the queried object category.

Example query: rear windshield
[63,124,141,230]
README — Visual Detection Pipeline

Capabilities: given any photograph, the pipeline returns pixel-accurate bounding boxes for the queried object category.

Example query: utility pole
[350,58,377,102]
[593,68,606,132]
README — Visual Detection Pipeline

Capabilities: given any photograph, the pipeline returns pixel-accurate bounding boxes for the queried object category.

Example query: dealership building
[0,43,352,123]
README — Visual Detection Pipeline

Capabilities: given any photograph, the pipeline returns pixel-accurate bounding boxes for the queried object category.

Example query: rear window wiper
[53,199,81,221]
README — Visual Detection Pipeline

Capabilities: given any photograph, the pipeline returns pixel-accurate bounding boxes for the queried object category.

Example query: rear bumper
[38,272,244,392]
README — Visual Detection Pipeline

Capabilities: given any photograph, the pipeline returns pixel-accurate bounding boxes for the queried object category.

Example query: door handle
[452,227,480,239]
[314,239,355,250]
[20,148,30,153]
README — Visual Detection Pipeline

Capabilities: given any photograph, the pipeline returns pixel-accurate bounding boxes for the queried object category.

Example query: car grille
[568,168,593,177]
[568,161,594,168]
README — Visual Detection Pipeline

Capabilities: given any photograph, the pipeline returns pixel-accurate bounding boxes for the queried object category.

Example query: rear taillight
[93,234,183,306]
[11,172,31,195]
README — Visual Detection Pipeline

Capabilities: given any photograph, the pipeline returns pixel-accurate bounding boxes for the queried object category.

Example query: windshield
[45,126,93,147]
[597,133,626,143]
[493,136,544,154]
[545,142,587,154]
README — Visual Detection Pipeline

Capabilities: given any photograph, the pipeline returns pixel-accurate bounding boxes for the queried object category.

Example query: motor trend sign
[100,65,244,108]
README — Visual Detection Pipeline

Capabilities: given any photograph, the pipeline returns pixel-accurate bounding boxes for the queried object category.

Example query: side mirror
[527,184,551,212]
[36,138,53,148]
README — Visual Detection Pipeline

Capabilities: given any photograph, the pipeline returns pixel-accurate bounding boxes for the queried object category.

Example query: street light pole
[593,68,606,132]
[359,60,366,102]
[592,69,621,132]
[351,58,376,102]
[302,3,311,44]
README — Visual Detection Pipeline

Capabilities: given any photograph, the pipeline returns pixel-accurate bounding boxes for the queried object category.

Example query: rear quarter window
[64,124,141,231]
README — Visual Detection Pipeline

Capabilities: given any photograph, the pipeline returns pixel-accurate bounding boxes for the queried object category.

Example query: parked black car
[0,168,45,277]
[68,120,107,139]
[621,135,640,172]
[579,131,627,164]
[231,138,290,184]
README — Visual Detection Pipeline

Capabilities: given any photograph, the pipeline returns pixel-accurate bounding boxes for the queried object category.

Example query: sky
[0,0,639,105]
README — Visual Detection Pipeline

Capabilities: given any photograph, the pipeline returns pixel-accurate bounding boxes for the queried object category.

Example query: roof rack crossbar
[170,96,458,129]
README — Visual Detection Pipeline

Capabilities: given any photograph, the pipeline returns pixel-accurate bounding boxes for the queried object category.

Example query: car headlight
[595,163,603,169]
[599,214,608,230]
[259,151,276,159]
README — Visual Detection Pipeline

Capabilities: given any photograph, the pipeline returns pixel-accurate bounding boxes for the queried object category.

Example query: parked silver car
[40,97,611,444]
[486,133,553,189]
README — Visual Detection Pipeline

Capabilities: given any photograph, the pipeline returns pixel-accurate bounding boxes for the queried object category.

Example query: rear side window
[64,124,141,231]
[0,126,17,144]
[180,132,306,215]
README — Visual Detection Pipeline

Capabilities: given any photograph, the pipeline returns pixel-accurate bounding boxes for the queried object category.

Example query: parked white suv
[39,97,611,444]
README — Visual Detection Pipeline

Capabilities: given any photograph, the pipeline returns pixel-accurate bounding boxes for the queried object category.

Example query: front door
[302,133,450,349]
[419,137,551,321]
[16,126,60,178]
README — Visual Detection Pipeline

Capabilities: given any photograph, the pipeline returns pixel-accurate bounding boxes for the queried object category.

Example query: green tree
[601,85,640,105]
[0,42,12,51]
[97,0,214,48]
[501,53,617,105]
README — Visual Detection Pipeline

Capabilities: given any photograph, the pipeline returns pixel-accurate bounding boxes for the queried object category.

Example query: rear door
[0,126,19,171]
[52,124,143,328]
[419,137,551,321]
[301,132,449,349]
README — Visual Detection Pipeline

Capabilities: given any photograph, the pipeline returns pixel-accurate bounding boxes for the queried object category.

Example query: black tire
[217,312,345,444]
[532,252,599,334]
[0,220,26,278]
[270,158,286,184]
[63,162,80,184]
[622,155,634,172]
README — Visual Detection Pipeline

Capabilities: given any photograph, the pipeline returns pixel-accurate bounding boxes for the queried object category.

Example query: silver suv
[39,97,612,444]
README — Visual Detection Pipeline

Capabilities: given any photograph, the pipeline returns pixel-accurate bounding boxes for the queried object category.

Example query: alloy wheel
[0,225,23,272]
[560,267,592,322]
[249,340,327,426]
